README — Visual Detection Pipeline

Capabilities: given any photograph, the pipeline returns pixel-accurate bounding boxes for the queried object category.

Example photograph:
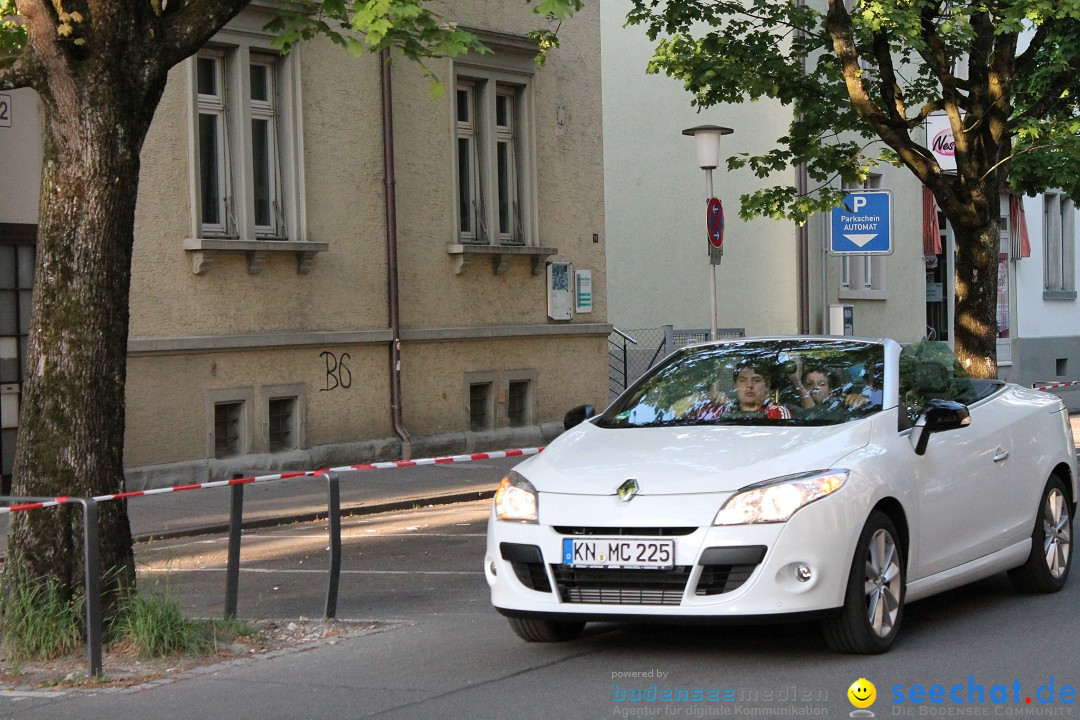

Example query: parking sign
[830,190,892,255]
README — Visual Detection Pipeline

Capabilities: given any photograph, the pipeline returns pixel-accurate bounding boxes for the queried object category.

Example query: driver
[692,362,792,420]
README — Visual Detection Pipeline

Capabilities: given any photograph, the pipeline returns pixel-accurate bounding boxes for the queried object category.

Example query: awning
[1009,193,1031,258]
[923,186,943,255]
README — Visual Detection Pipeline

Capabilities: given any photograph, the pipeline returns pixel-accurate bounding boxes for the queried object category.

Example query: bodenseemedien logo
[849,678,877,717]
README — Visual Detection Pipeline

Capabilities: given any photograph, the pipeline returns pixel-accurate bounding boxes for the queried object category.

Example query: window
[839,175,886,298]
[456,83,481,242]
[214,401,244,458]
[898,341,987,427]
[469,382,493,431]
[192,31,303,243]
[840,254,875,290]
[206,387,254,459]
[249,56,280,236]
[997,195,1011,340]
[507,380,530,427]
[453,61,535,247]
[495,88,519,244]
[0,240,33,489]
[259,384,305,452]
[1044,191,1076,297]
[267,396,296,452]
[197,52,229,235]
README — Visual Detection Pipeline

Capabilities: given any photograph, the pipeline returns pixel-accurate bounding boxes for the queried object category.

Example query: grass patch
[1,571,259,665]
[210,616,258,638]
[0,568,84,661]
[112,587,210,658]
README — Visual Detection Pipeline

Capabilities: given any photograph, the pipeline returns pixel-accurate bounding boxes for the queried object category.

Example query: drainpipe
[796,0,811,334]
[381,48,412,456]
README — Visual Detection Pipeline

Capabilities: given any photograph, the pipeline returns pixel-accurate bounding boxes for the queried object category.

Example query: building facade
[600,1,926,345]
[600,1,1080,395]
[0,2,609,491]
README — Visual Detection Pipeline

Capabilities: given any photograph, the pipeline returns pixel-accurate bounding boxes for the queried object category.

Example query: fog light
[795,564,813,583]
[489,561,498,577]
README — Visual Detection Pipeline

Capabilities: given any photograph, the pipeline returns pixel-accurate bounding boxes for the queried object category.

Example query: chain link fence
[608,326,745,401]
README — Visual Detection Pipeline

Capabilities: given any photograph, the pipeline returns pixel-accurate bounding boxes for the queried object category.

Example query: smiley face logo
[848,678,876,709]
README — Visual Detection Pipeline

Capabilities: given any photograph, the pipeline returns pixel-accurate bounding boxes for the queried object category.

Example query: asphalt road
[5,499,1080,720]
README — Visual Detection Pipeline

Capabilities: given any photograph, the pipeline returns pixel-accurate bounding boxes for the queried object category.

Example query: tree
[619,0,1080,378]
[0,0,566,622]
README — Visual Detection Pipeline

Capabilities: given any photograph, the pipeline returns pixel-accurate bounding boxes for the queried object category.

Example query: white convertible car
[485,337,1076,653]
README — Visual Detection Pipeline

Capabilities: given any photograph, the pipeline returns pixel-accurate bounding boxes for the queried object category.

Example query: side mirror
[913,399,970,455]
[563,404,596,431]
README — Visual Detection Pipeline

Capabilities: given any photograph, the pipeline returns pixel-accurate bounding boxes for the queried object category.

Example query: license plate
[562,538,675,569]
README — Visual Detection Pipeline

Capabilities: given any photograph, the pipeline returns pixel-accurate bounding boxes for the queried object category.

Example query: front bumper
[485,489,861,619]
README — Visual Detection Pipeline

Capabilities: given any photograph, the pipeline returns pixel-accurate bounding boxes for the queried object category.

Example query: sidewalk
[0,454,522,555]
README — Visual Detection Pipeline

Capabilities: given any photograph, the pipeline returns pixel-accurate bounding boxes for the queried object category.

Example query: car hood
[518,419,873,495]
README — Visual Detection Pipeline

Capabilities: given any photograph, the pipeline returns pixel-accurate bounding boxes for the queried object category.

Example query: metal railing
[1,475,344,679]
[0,446,541,678]
[608,327,638,399]
[0,496,103,676]
[608,326,745,400]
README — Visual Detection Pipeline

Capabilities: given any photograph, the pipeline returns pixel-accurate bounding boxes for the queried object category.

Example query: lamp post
[682,124,733,341]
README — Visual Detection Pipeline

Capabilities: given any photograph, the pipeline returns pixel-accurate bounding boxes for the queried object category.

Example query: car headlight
[494,471,538,523]
[713,469,848,525]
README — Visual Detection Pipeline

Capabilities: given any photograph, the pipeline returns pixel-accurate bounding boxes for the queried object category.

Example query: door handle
[993,449,1009,463]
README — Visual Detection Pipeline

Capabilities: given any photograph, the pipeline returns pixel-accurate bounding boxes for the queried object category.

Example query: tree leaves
[0,0,27,52]
[267,0,489,64]
[625,0,1080,218]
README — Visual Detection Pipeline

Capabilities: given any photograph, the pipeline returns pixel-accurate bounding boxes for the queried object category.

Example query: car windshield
[597,339,886,428]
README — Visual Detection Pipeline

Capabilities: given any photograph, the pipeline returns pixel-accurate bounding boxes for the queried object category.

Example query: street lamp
[682,124,733,341]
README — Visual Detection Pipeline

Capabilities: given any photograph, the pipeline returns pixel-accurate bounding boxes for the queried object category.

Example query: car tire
[507,617,585,643]
[1008,475,1073,593]
[821,510,905,654]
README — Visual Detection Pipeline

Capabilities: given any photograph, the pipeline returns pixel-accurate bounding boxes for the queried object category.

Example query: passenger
[692,362,792,420]
[791,366,847,416]
[844,364,884,409]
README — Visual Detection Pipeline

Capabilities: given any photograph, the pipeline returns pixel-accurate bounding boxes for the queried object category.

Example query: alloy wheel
[864,528,902,638]
[1043,488,1072,579]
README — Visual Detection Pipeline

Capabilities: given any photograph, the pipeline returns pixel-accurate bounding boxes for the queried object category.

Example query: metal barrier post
[224,475,245,619]
[78,498,103,678]
[0,496,103,677]
[325,471,342,620]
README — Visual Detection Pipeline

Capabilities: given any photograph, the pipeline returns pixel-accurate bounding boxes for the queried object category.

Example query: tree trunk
[4,71,161,618]
[952,216,1001,380]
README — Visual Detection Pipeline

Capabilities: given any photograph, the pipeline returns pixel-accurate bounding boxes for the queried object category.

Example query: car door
[909,408,1008,578]
[899,344,1016,579]
[979,385,1059,550]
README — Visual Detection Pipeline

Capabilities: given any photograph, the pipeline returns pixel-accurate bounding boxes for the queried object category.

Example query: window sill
[183,238,330,275]
[838,289,888,301]
[446,243,559,275]
[1043,290,1077,301]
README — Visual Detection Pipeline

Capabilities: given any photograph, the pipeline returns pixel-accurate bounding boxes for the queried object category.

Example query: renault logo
[617,478,639,502]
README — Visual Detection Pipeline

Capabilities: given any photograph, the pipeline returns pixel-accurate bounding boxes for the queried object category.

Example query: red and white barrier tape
[321,446,541,474]
[0,446,543,515]
[1032,381,1080,391]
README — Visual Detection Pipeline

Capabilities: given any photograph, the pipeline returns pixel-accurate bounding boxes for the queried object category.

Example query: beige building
[0,3,609,490]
